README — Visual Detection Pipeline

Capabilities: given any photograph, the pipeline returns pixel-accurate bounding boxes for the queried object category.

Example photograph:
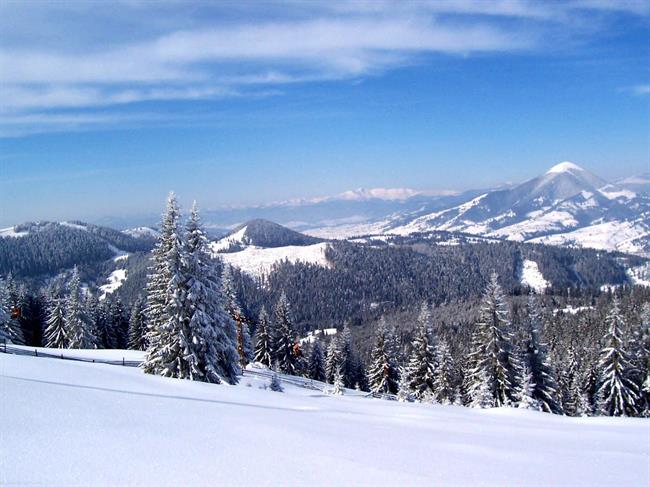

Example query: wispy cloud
[630,84,650,95]
[0,0,647,136]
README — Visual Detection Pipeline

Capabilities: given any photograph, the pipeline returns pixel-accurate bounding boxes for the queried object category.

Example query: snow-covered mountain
[385,162,650,256]
[209,219,330,277]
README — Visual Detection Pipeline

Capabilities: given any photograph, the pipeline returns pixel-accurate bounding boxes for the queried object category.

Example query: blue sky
[0,0,648,226]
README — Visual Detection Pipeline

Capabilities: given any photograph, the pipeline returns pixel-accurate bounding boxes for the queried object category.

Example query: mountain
[385,162,650,256]
[211,219,323,252]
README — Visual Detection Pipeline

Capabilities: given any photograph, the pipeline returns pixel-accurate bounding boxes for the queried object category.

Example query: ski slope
[1,352,648,487]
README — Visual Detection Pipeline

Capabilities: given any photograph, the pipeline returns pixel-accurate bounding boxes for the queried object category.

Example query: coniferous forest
[1,194,648,418]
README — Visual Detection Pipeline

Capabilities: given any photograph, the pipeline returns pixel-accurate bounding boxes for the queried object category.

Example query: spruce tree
[466,273,521,408]
[325,335,344,383]
[181,202,240,384]
[595,298,639,416]
[127,297,148,351]
[142,193,189,377]
[330,365,345,396]
[64,267,96,349]
[433,339,456,405]
[273,292,298,375]
[367,319,399,395]
[522,293,563,414]
[222,264,253,368]
[253,307,273,367]
[517,364,542,411]
[44,298,67,349]
[0,276,25,345]
[308,340,327,382]
[406,302,437,401]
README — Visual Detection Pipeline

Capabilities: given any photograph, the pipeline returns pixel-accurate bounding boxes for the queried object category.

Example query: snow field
[1,352,648,487]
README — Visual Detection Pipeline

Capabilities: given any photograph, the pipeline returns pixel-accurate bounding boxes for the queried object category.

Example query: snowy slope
[99,268,127,300]
[2,353,648,487]
[519,260,550,293]
[218,242,330,277]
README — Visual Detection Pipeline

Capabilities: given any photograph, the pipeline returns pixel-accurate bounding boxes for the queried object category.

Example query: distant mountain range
[200,162,650,256]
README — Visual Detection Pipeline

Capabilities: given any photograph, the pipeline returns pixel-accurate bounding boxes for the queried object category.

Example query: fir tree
[406,302,437,401]
[522,293,563,414]
[142,193,189,377]
[273,292,298,375]
[0,276,25,345]
[44,298,67,349]
[433,339,456,405]
[222,264,253,368]
[466,273,521,408]
[253,307,273,367]
[367,319,399,395]
[397,366,413,402]
[269,369,284,392]
[127,296,148,351]
[181,202,240,384]
[596,298,639,417]
[308,340,327,382]
[64,267,96,349]
[517,364,542,411]
[330,365,345,396]
[325,335,344,383]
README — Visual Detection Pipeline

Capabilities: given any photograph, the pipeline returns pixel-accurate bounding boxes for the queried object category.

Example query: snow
[598,185,637,200]
[529,220,649,255]
[60,221,88,231]
[627,263,650,287]
[488,210,579,240]
[0,226,28,238]
[299,328,338,344]
[99,269,127,300]
[210,226,249,252]
[546,161,585,174]
[217,242,330,278]
[1,352,648,487]
[336,187,421,201]
[520,259,550,293]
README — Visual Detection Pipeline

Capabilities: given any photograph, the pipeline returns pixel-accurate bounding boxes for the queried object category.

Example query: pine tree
[127,297,148,351]
[0,276,25,345]
[308,340,327,382]
[397,366,413,402]
[367,319,399,395]
[142,193,190,378]
[44,298,67,348]
[181,202,240,384]
[466,273,521,408]
[64,267,96,349]
[222,264,253,368]
[595,298,639,416]
[325,335,344,383]
[254,307,273,367]
[339,325,355,387]
[109,297,129,349]
[517,364,542,411]
[522,293,563,414]
[273,292,298,375]
[433,339,456,405]
[406,302,437,401]
[330,365,345,396]
[269,367,284,392]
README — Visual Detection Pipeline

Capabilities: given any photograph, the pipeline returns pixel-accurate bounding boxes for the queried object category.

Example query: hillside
[2,351,648,487]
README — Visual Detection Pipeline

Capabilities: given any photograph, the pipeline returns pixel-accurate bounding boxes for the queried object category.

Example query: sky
[0,0,649,226]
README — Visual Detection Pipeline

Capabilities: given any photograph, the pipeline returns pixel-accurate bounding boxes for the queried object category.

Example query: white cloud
[0,0,647,135]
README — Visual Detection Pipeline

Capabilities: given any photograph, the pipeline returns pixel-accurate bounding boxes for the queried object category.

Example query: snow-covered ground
[519,259,550,293]
[0,226,29,238]
[99,268,127,300]
[217,242,330,278]
[2,352,648,487]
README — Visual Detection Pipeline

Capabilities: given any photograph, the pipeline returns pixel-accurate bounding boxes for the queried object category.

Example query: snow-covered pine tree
[406,302,437,401]
[308,340,327,382]
[127,296,148,351]
[253,307,273,367]
[466,273,521,408]
[273,292,298,375]
[0,276,25,345]
[433,339,456,405]
[44,297,67,348]
[142,193,189,377]
[222,264,253,368]
[109,297,129,349]
[522,293,563,414]
[517,364,542,411]
[339,325,355,387]
[330,365,345,396]
[397,366,413,402]
[181,202,240,384]
[595,298,639,417]
[64,266,96,349]
[325,335,344,383]
[269,371,284,392]
[367,319,400,395]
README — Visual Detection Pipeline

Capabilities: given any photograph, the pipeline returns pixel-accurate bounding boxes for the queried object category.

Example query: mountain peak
[546,161,584,175]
